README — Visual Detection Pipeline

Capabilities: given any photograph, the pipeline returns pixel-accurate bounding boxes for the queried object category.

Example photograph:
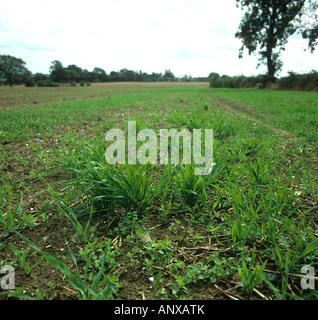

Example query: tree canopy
[47,62,179,83]
[0,55,31,85]
[235,0,318,80]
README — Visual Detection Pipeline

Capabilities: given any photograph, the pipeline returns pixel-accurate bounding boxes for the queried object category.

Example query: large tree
[49,60,68,82]
[163,69,175,81]
[0,55,31,85]
[67,64,83,82]
[92,67,108,82]
[235,0,318,80]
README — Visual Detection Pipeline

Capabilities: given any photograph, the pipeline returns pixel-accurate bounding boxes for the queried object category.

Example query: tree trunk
[266,5,278,81]
[267,53,276,81]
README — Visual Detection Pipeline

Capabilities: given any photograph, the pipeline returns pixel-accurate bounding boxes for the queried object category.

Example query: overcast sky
[1,0,317,77]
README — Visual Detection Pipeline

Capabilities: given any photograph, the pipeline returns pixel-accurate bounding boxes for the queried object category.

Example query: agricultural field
[0,83,317,300]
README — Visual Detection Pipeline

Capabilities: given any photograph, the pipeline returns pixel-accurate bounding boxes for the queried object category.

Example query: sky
[0,0,317,78]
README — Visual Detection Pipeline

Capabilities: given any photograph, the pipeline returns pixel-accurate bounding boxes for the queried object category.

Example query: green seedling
[15,232,119,300]
[9,243,43,277]
[238,250,267,296]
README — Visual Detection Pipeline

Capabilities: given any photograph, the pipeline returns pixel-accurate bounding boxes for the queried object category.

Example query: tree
[49,60,67,82]
[163,69,175,81]
[92,67,108,82]
[209,72,221,88]
[181,75,193,82]
[150,72,163,81]
[235,0,318,80]
[82,69,93,82]
[125,70,137,81]
[0,55,31,85]
[109,71,120,82]
[67,64,83,82]
[118,68,138,81]
[25,77,35,87]
[301,4,318,49]
[33,73,48,82]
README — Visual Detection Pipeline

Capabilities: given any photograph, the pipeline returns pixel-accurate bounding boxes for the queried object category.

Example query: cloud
[0,0,317,77]
[171,47,211,59]
[0,30,54,52]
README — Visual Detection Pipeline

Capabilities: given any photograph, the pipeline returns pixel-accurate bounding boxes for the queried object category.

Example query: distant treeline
[23,60,208,86]
[1,55,317,91]
[48,60,179,83]
[209,71,318,91]
[0,56,210,86]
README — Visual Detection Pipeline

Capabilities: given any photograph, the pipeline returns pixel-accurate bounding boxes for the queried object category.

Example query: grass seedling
[0,199,23,238]
[0,181,49,237]
[16,232,118,300]
[149,270,163,300]
[272,237,318,273]
[174,165,206,206]
[0,182,23,237]
[9,243,43,277]
[238,250,267,296]
[161,197,172,217]
[50,186,93,243]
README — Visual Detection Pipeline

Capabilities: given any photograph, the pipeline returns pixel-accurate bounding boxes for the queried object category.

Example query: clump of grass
[238,250,267,296]
[87,163,154,215]
[174,165,207,207]
[55,138,154,217]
